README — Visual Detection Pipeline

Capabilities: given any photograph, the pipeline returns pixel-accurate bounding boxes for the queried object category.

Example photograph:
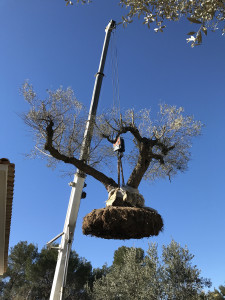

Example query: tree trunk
[126,138,153,189]
[127,154,152,189]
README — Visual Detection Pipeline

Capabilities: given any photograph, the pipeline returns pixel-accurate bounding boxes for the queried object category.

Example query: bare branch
[44,120,117,190]
[34,146,53,158]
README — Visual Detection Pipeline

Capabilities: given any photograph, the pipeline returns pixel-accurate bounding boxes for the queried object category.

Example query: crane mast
[49,20,116,300]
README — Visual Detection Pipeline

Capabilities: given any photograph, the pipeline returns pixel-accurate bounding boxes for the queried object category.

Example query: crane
[48,20,116,300]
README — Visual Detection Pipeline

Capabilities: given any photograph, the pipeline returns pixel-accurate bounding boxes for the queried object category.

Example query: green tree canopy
[89,240,211,300]
[113,245,144,266]
[0,240,216,299]
[0,241,102,300]
[0,241,39,300]
[208,284,225,299]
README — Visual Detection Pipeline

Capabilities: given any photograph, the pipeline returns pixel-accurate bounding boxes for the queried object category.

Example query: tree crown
[22,82,202,191]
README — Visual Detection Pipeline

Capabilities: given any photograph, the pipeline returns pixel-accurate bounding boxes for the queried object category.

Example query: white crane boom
[49,20,116,300]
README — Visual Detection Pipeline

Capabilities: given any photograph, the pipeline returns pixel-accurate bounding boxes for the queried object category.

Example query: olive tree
[207,284,225,299]
[66,0,225,47]
[22,81,202,193]
[88,241,211,300]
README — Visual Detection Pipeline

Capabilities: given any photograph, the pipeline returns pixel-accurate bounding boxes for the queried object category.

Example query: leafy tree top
[0,241,96,299]
[208,284,225,299]
[89,240,212,300]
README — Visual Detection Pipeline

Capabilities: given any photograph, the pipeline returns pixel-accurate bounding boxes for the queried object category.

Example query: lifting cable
[110,29,121,116]
[111,27,125,187]
[113,137,125,187]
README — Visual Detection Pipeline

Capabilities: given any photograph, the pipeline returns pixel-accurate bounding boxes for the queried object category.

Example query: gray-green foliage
[22,82,202,189]
[22,82,86,164]
[113,246,144,266]
[119,0,225,47]
[88,246,160,300]
[89,240,211,300]
[208,284,225,299]
[161,240,211,299]
[67,0,225,46]
[0,241,215,300]
[97,105,202,183]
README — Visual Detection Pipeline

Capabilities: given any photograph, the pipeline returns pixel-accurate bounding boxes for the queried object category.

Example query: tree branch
[101,124,143,145]
[126,138,175,188]
[151,153,164,165]
[154,141,176,155]
[44,120,118,191]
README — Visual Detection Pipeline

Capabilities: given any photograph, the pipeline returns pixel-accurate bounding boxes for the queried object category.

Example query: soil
[82,206,163,240]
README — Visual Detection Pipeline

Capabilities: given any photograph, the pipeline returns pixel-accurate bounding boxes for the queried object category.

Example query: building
[0,158,15,275]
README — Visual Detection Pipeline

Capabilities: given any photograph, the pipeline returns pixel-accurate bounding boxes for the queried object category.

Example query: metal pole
[49,20,116,300]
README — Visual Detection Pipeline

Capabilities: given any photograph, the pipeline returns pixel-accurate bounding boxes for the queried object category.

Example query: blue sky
[1,0,225,290]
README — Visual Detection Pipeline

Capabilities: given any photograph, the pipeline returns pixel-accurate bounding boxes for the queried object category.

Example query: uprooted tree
[22,81,202,193]
[22,81,202,239]
[66,0,225,47]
